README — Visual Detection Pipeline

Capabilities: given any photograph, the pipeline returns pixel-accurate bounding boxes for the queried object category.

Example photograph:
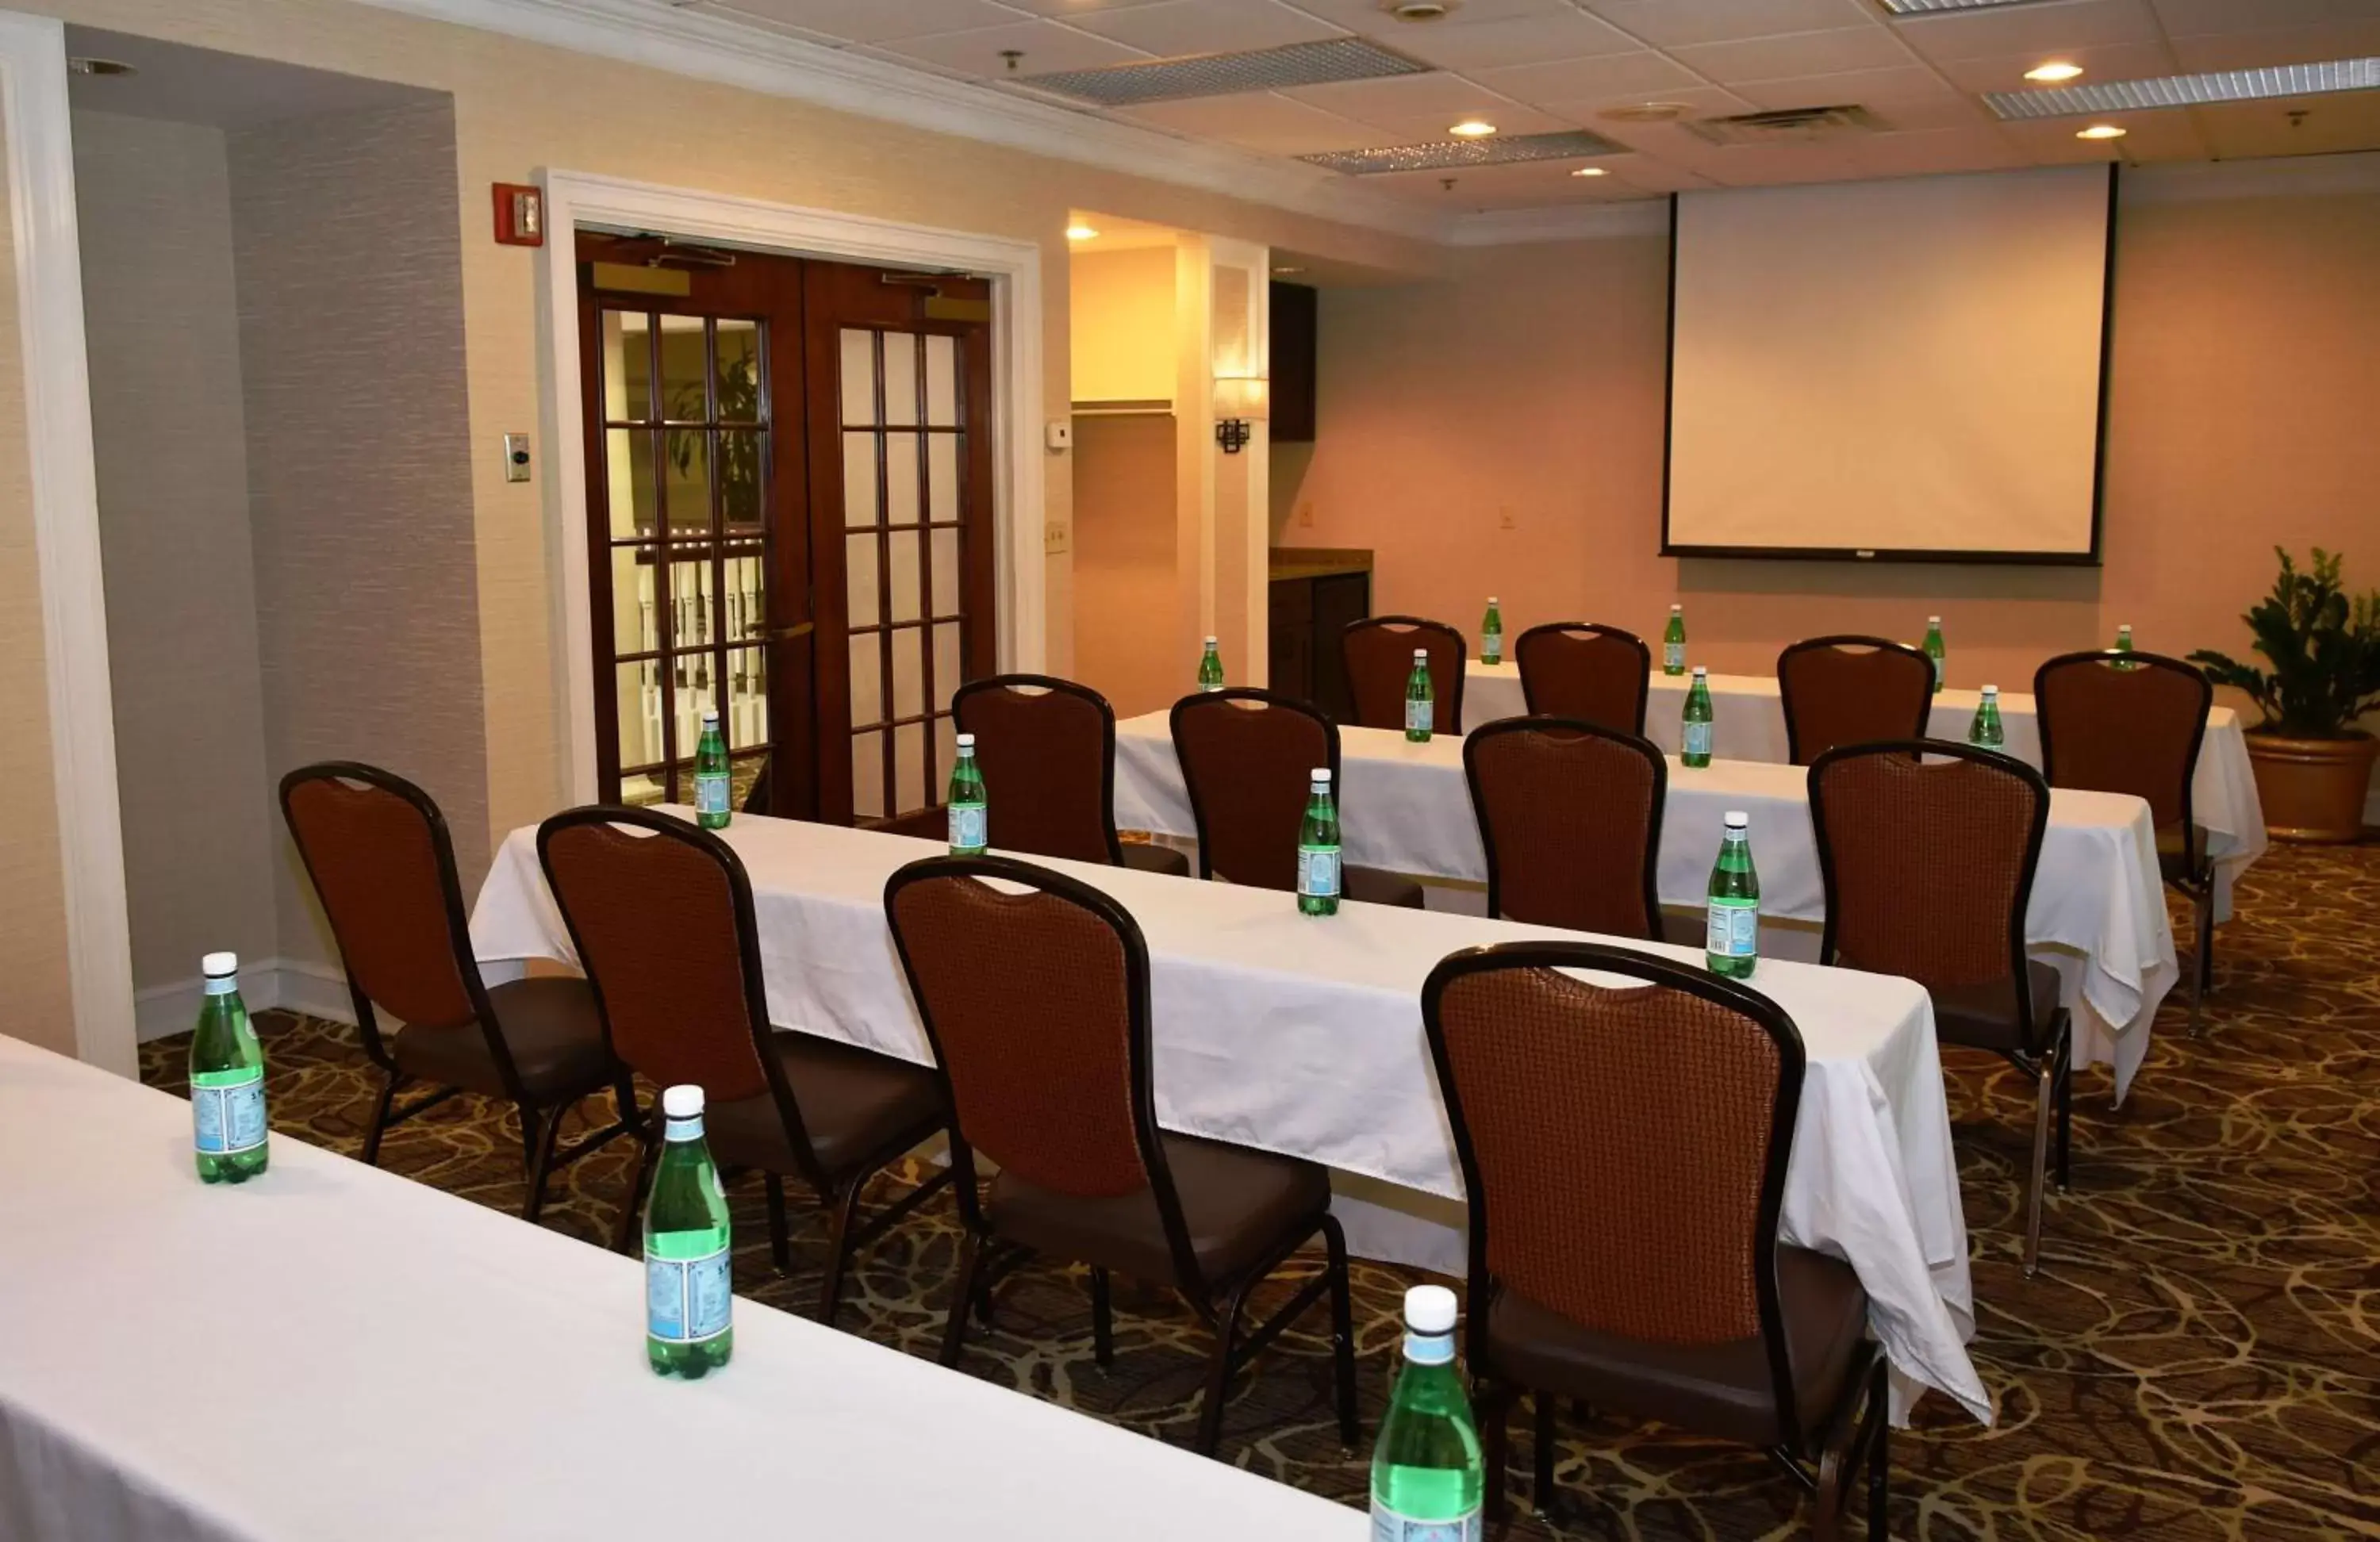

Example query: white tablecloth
[0,1034,1365,1542]
[1467,662,2266,919]
[472,812,1990,1424]
[1114,715,2175,1102]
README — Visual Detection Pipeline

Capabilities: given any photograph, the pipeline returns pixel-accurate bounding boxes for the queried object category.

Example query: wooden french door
[576,236,996,827]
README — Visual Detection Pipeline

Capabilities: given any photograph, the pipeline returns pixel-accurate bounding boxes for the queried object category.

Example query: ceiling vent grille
[1983,58,2380,118]
[1016,37,1429,106]
[1299,128,1626,175]
[1682,105,1881,145]
[1872,0,2064,13]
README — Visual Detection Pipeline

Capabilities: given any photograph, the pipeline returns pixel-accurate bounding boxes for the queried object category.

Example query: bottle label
[1371,1503,1482,1542]
[1706,898,1759,958]
[646,1245,733,1345]
[1200,681,1223,693]
[1481,633,1500,666]
[1664,642,1684,671]
[1405,697,1432,735]
[1931,655,1944,686]
[193,1070,267,1156]
[1683,721,1712,759]
[949,802,987,852]
[1299,846,1340,899]
[693,772,729,817]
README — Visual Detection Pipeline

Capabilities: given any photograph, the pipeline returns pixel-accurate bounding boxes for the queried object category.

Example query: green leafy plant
[666,351,763,520]
[2188,547,2380,739]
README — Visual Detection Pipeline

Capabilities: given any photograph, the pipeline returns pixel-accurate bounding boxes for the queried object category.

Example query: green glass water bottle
[693,709,731,830]
[1662,603,1686,676]
[645,1084,733,1379]
[1370,1284,1484,1542]
[1197,635,1225,693]
[1923,616,1945,694]
[1706,811,1760,980]
[1404,649,1434,743]
[1480,598,1503,666]
[2114,623,2135,669]
[1968,684,2006,750]
[1681,666,1714,769]
[190,951,268,1184]
[1298,767,1341,918]
[947,732,987,856]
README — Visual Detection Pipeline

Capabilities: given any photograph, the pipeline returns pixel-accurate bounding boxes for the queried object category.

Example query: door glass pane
[891,627,923,719]
[665,554,716,655]
[894,721,926,815]
[724,646,767,750]
[839,329,877,426]
[720,430,764,532]
[883,332,919,428]
[934,715,956,792]
[606,428,658,539]
[716,320,761,422]
[612,545,659,655]
[887,531,921,624]
[846,535,879,627]
[884,434,920,527]
[659,315,707,420]
[931,529,960,620]
[934,621,962,712]
[731,754,766,815]
[663,429,711,533]
[852,731,884,819]
[842,434,879,527]
[850,645,882,727]
[927,434,958,523]
[605,311,654,422]
[924,336,958,428]
[616,661,666,771]
[725,550,764,645]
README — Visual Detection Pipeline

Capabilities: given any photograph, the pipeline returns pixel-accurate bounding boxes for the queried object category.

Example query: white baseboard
[135,958,357,1042]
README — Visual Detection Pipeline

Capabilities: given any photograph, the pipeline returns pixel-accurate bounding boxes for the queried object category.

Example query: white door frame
[534,171,1046,805]
[0,10,136,1076]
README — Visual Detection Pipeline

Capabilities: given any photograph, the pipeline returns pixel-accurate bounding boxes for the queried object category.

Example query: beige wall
[1071,414,1180,719]
[1069,247,1176,405]
[1288,161,2380,732]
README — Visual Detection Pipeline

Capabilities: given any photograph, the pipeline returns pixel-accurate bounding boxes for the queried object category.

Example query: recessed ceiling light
[2025,61,2084,83]
[1571,166,1607,177]
[1449,119,1497,138]
[2075,123,2127,140]
[1065,224,1098,241]
[65,56,136,77]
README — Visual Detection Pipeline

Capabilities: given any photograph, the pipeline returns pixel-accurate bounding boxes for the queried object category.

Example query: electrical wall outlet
[1296,501,1315,528]
[1044,520,1070,554]
[1498,505,1516,530]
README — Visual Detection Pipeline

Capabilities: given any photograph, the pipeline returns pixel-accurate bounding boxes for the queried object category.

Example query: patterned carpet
[140,839,2380,1540]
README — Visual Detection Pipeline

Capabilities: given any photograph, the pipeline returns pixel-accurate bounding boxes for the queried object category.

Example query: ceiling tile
[1377,10,1642,71]
[2151,0,2380,33]
[1998,107,2210,163]
[2167,20,2380,71]
[1687,140,1872,186]
[1003,0,1179,13]
[1925,40,2181,93]
[1064,0,1344,54]
[2190,93,2380,159]
[871,20,1151,76]
[1472,48,1707,104]
[1581,0,1879,49]
[1842,125,2029,176]
[1120,90,1386,151]
[1733,71,1996,129]
[1284,0,1583,30]
[1889,0,2166,65]
[1668,25,1918,84]
[1334,103,1584,141]
[711,0,1033,45]
[1361,156,1648,209]
[1538,83,1760,127]
[1282,67,1522,121]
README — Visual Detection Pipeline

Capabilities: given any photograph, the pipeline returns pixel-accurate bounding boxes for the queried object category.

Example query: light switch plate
[1045,420,1073,452]
[1044,520,1070,554]
[503,432,532,483]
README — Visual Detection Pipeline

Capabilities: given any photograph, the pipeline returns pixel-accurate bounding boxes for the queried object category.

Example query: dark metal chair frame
[951,673,1130,864]
[1169,688,1338,883]
[2033,648,2217,1036]
[1806,738,2074,1275]
[278,761,637,1223]
[884,853,1359,1457]
[1340,614,1468,735]
[1514,621,1653,735]
[1776,635,1937,766]
[536,804,952,1323]
[1422,941,1888,1536]
[1461,715,1667,940]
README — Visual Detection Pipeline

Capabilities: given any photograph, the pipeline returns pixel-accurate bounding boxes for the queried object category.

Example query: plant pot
[2245,731,2378,843]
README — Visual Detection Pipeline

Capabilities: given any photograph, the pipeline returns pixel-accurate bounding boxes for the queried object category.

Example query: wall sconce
[1213,375,1268,454]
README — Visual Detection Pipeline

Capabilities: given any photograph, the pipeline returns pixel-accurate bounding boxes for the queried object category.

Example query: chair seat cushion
[707,1033,945,1181]
[1484,1245,1870,1450]
[987,1131,1330,1291]
[1119,841,1192,877]
[390,976,612,1103]
[1929,960,2064,1056]
[1346,865,1426,909]
[2155,823,2213,887]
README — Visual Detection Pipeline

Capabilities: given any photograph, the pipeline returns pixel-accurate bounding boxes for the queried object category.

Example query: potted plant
[2190,547,2380,842]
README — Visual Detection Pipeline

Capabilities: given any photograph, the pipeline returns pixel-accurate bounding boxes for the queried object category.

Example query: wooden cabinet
[1267,549,1369,722]
[1269,282,1316,443]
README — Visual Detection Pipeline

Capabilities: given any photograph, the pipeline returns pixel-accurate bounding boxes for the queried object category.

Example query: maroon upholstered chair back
[1776,636,1935,765]
[1342,616,1466,735]
[1169,689,1334,891]
[950,675,1118,865]
[1514,623,1650,735]
[885,866,1150,1199]
[537,812,773,1104]
[1464,719,1664,938]
[279,765,480,1031]
[2033,651,2209,836]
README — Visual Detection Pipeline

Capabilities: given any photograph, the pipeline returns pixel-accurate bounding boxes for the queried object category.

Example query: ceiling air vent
[1299,128,1626,175]
[1682,105,1881,146]
[1017,37,1429,106]
[1983,57,2380,118]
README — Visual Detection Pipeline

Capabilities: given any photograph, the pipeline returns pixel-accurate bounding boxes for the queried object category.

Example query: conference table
[1466,659,2267,918]
[0,1033,1365,1542]
[1114,714,2178,1102]
[472,811,1991,1425]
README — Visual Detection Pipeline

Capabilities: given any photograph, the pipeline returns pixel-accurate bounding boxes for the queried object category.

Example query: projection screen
[1663,165,2114,563]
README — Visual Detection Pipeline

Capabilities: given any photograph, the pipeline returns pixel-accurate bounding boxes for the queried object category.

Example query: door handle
[759,622,815,642]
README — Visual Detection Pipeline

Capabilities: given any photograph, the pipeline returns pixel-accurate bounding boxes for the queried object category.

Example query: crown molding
[347,0,1450,243]
[1444,196,1670,246]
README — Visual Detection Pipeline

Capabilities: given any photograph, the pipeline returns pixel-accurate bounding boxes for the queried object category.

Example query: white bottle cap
[1311,767,1332,783]
[1413,647,1428,660]
[662,1084,704,1119]
[202,951,238,979]
[1204,635,1217,645]
[1982,683,1999,696]
[1405,1283,1458,1335]
[956,733,975,747]
[1725,810,1749,828]
[1928,615,1941,624]
[1487,596,1498,604]
[1670,603,1682,612]
[702,708,719,723]
[1691,665,1708,676]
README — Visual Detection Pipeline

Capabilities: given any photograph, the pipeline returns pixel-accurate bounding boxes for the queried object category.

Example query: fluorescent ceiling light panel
[1984,58,2380,118]
[1017,38,1429,106]
[1871,0,2063,12]
[1300,128,1626,175]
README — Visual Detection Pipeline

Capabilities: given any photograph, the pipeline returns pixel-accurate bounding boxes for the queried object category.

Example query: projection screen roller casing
[1664,166,2114,562]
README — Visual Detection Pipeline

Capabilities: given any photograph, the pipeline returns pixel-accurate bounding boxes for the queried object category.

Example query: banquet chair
[1169,688,1425,908]
[1422,942,1887,1536]
[951,673,1190,876]
[884,853,1359,1458]
[1341,614,1467,735]
[1776,636,1935,765]
[1514,622,1651,735]
[536,806,952,1324]
[2033,650,2217,1036]
[279,762,634,1224]
[1807,740,2072,1276]
[1464,716,1667,939]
